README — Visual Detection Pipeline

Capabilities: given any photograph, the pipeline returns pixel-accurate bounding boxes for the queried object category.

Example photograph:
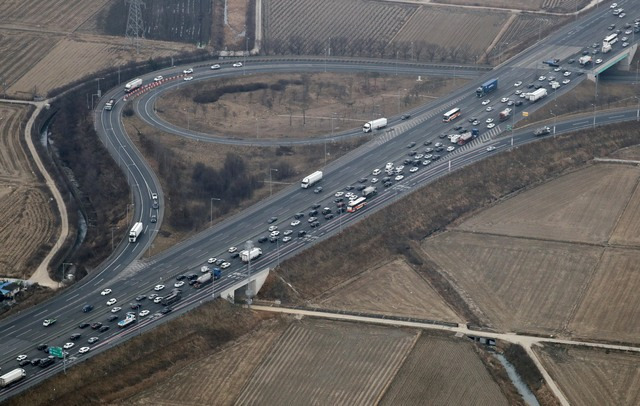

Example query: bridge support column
[219,267,270,303]
[618,43,637,71]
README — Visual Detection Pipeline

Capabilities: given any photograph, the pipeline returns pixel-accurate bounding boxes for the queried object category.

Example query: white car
[282,236,292,243]
[16,355,27,361]
[268,225,278,232]
[220,262,231,269]
[111,306,122,313]
[562,79,571,85]
[283,230,293,236]
[563,71,571,77]
[233,62,243,68]
[500,97,509,103]
[515,90,521,95]
[395,175,404,181]
[151,192,158,200]
[210,64,221,70]
[371,177,379,183]
[183,68,193,74]
[481,99,491,105]
[486,146,496,152]
[610,3,617,8]
[486,118,494,123]
[334,191,344,197]
[270,230,280,237]
[625,30,632,35]
[291,220,301,227]
[622,36,629,41]
[519,93,526,98]
[154,284,165,291]
[63,342,75,350]
[207,257,216,264]
[486,106,493,112]
[623,42,629,47]
[139,310,150,317]
[106,298,117,306]
[553,67,562,72]
[409,166,419,173]
[228,246,237,253]
[183,76,193,81]
[538,76,546,81]
[514,81,522,87]
[395,165,404,172]
[174,281,185,288]
[101,289,112,296]
[78,347,90,354]
[385,162,394,170]
[446,146,455,152]
[422,160,431,166]
[372,169,381,176]
[487,123,496,129]
[153,76,163,82]
[153,297,163,304]
[595,59,603,64]
[345,192,355,199]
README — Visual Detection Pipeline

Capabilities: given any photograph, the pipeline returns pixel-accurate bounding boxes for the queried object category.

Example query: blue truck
[476,78,498,97]
[543,58,561,67]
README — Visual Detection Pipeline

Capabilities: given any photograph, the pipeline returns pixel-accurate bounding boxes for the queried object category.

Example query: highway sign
[49,346,63,358]
[522,111,529,117]
[506,125,512,131]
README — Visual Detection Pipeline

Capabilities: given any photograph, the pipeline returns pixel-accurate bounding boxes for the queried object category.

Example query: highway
[2,0,640,399]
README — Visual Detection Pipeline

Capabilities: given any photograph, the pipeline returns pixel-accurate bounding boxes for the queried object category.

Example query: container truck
[362,118,387,132]
[457,132,474,145]
[362,186,377,197]
[241,247,262,263]
[129,222,143,243]
[476,78,498,97]
[579,55,592,65]
[124,78,143,93]
[527,88,547,102]
[499,108,512,121]
[161,290,182,306]
[194,269,221,288]
[0,368,26,388]
[534,126,551,136]
[301,171,323,188]
[104,98,116,111]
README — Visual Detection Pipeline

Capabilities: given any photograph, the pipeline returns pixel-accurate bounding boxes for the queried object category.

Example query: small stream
[494,353,540,406]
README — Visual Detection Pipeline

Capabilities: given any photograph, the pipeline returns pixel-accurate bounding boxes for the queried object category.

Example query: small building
[0,281,20,301]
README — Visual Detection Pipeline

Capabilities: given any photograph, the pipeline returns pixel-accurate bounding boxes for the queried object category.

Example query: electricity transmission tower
[125,0,145,54]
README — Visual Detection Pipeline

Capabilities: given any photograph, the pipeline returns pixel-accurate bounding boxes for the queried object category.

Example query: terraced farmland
[381,334,509,405]
[0,0,108,31]
[263,0,416,56]
[235,319,417,405]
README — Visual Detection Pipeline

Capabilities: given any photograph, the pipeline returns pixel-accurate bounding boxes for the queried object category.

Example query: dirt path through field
[1,99,66,288]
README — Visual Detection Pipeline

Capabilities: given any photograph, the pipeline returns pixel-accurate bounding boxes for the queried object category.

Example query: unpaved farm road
[253,305,640,406]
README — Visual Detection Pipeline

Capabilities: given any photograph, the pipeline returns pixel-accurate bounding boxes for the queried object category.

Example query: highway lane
[3,0,640,398]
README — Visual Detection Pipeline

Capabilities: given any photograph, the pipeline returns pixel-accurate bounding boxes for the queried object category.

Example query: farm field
[380,333,510,405]
[535,344,640,406]
[498,14,566,55]
[433,0,590,12]
[422,231,601,334]
[235,319,417,405]
[130,318,289,405]
[319,259,462,323]
[393,6,509,62]
[457,164,640,245]
[0,104,57,279]
[609,183,640,246]
[0,0,108,31]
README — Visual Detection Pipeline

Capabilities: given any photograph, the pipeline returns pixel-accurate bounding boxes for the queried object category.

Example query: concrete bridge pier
[220,267,270,302]
[617,43,637,71]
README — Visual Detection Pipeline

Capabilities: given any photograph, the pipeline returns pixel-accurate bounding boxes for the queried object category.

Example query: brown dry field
[0,104,57,279]
[457,164,640,245]
[433,0,589,12]
[422,231,601,334]
[223,0,249,49]
[155,73,464,139]
[319,258,462,323]
[235,318,417,405]
[609,180,640,246]
[610,144,640,161]
[536,344,640,406]
[129,317,290,405]
[0,0,108,32]
[381,333,510,405]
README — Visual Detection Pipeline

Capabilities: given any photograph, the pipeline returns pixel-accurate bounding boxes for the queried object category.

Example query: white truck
[579,55,592,65]
[301,171,323,188]
[104,98,117,111]
[527,88,547,102]
[117,316,136,328]
[0,368,26,388]
[362,118,388,133]
[450,134,461,144]
[129,222,143,243]
[241,247,262,263]
[362,186,377,198]
[124,78,143,93]
[602,42,612,53]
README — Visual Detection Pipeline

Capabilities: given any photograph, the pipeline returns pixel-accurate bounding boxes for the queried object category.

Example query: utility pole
[269,168,278,197]
[210,198,220,227]
[125,0,145,54]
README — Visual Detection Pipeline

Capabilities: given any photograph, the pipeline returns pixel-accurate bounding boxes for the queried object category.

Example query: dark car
[269,236,278,243]
[435,146,444,152]
[336,206,346,214]
[176,274,186,281]
[294,212,305,219]
[150,214,157,223]
[527,83,535,88]
[78,323,90,329]
[324,213,334,220]
[160,307,172,314]
[99,326,110,333]
[19,359,31,367]
[403,158,412,165]
[424,140,432,146]
[107,314,119,322]
[311,204,321,209]
[568,59,575,64]
[37,344,49,352]
[582,49,589,55]
[384,181,393,187]
[258,236,268,243]
[453,125,462,131]
[413,160,421,167]
[334,197,343,203]
[336,202,345,208]
[39,358,55,368]
[407,150,416,156]
[82,305,93,313]
[458,127,466,133]
[215,258,224,266]
[298,230,307,237]
[188,279,198,285]
[356,185,366,191]
[432,155,441,161]
[406,142,416,148]
[439,134,447,139]
[535,84,542,89]
[187,274,199,280]
[267,216,278,224]
[230,252,240,259]
[344,186,354,191]
[309,209,318,216]
[91,322,102,330]
[130,303,142,309]
[322,207,332,215]
[358,177,368,183]
[515,100,523,106]
[70,333,82,341]
[31,358,41,366]
[401,114,411,120]
[310,221,320,228]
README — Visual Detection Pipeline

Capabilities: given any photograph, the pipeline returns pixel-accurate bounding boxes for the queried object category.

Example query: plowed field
[536,344,640,406]
[381,334,509,405]
[0,104,56,279]
[0,0,108,31]
[235,319,417,405]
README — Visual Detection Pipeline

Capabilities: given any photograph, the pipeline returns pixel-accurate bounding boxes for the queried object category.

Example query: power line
[126,0,145,54]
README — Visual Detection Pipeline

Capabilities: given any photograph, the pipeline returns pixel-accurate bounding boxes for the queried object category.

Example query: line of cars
[160,62,245,82]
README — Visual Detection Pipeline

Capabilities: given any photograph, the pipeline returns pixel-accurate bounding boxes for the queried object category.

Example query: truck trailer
[193,269,221,288]
[129,222,143,243]
[362,118,388,132]
[579,55,592,65]
[161,290,182,306]
[534,126,551,136]
[301,171,323,188]
[241,247,262,263]
[362,186,377,197]
[476,78,498,97]
[457,132,474,145]
[499,108,512,121]
[0,368,26,388]
[124,78,143,93]
[602,42,612,53]
[527,88,548,102]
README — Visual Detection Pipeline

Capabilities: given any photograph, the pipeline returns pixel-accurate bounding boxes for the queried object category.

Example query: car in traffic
[63,342,75,350]
[313,187,323,193]
[395,175,404,181]
[79,347,91,354]
[153,75,163,82]
[291,220,301,227]
[233,62,243,67]
[183,68,194,74]
[174,281,185,288]
[78,323,90,329]
[139,310,150,317]
[101,289,112,296]
[16,354,27,362]
[486,118,494,123]
[486,106,493,112]
[82,304,93,313]
[87,337,99,344]
[153,296,163,304]
[481,99,491,105]
[207,257,216,264]
[221,262,231,269]
[99,325,110,333]
[150,214,157,223]
[136,294,147,301]
[538,76,546,81]
[154,284,165,291]
[562,79,571,85]
[487,146,497,152]
[282,236,292,243]
[500,97,508,103]
[210,64,221,70]
[514,81,522,87]
[111,306,122,313]
[106,298,117,306]
[91,322,103,329]
[401,114,411,120]
[183,76,193,81]
[595,59,603,64]
[446,146,455,152]
[487,123,496,129]
[107,314,118,322]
